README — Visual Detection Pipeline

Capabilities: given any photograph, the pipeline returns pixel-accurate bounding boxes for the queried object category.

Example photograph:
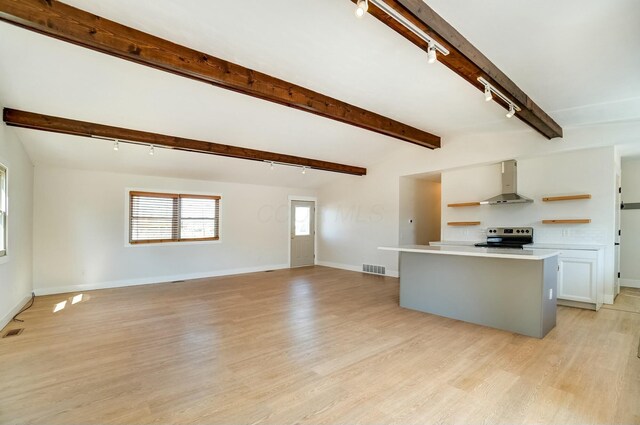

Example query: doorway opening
[398,173,442,245]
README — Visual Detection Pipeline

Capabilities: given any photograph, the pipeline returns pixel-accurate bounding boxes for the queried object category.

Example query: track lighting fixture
[361,0,449,60]
[149,145,155,156]
[484,86,492,102]
[427,41,437,64]
[264,160,312,174]
[478,77,521,119]
[355,0,368,17]
[113,140,119,151]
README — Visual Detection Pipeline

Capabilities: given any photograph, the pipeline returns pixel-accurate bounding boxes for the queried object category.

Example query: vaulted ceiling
[0,0,638,188]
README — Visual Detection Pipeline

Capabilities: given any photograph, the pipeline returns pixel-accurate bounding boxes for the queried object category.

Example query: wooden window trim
[129,191,220,244]
[129,237,220,245]
[129,191,221,200]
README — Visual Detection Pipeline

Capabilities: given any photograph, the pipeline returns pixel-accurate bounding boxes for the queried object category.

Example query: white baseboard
[0,293,33,332]
[620,278,640,289]
[316,260,399,278]
[33,263,289,296]
[604,294,614,305]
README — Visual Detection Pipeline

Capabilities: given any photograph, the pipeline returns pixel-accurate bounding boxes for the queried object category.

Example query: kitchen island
[379,245,559,338]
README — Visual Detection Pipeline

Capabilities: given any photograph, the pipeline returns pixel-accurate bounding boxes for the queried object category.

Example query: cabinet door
[558,257,597,303]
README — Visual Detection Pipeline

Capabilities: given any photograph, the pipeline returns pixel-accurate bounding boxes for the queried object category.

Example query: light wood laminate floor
[1,266,639,424]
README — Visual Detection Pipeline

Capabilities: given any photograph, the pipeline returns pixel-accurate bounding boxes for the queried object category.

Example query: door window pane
[295,206,311,236]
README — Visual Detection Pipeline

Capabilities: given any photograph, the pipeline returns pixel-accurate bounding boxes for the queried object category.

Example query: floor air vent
[3,328,24,338]
[363,264,386,275]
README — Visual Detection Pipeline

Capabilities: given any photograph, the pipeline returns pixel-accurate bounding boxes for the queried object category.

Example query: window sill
[125,239,222,248]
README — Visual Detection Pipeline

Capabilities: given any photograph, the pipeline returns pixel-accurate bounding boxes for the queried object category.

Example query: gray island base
[379,245,559,339]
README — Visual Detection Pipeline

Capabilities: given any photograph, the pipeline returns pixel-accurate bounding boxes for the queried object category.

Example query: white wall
[621,158,640,288]
[317,121,633,302]
[0,124,34,329]
[399,177,441,245]
[442,147,617,243]
[441,147,617,301]
[33,166,315,295]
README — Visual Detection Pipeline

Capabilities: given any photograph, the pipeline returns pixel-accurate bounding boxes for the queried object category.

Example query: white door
[290,200,315,267]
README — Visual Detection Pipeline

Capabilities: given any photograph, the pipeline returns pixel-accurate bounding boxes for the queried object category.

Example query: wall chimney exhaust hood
[480,160,533,205]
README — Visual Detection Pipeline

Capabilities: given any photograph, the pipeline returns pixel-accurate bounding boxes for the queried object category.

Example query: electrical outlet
[561,229,569,237]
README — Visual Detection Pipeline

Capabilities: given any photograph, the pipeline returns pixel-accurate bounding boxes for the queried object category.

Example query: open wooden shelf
[447,221,481,226]
[542,219,591,224]
[447,202,481,208]
[542,194,591,202]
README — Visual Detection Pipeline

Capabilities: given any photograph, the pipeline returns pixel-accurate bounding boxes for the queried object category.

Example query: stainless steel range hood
[480,160,533,205]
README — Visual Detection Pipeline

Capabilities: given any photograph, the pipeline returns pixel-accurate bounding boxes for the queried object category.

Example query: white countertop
[430,241,605,251]
[379,245,559,260]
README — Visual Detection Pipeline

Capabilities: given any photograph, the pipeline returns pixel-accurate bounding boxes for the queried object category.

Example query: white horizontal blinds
[130,192,179,243]
[0,164,6,256]
[129,191,220,244]
[179,195,220,240]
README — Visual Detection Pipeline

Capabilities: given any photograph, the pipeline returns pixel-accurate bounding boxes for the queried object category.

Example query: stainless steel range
[474,227,533,249]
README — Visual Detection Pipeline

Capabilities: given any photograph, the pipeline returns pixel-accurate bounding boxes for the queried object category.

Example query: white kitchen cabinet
[558,255,597,304]
[525,247,604,310]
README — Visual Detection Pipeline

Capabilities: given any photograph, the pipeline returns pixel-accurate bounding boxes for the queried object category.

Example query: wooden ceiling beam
[3,109,367,176]
[0,0,441,149]
[354,0,563,139]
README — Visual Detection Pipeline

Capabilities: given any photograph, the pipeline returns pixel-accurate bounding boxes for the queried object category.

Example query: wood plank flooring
[604,287,640,314]
[1,266,639,424]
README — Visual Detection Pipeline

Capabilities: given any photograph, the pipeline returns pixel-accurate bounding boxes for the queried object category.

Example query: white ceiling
[0,0,638,188]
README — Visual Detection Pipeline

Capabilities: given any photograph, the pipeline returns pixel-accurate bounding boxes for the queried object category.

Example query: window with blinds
[129,191,220,244]
[0,164,6,257]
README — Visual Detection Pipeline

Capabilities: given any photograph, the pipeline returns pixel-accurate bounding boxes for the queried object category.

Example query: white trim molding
[0,293,32,332]
[34,263,288,296]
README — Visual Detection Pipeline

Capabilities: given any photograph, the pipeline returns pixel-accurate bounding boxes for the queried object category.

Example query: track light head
[427,42,437,64]
[484,87,492,102]
[302,166,307,175]
[506,104,516,118]
[355,0,368,17]
[270,161,275,170]
[113,140,119,151]
[149,145,155,156]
